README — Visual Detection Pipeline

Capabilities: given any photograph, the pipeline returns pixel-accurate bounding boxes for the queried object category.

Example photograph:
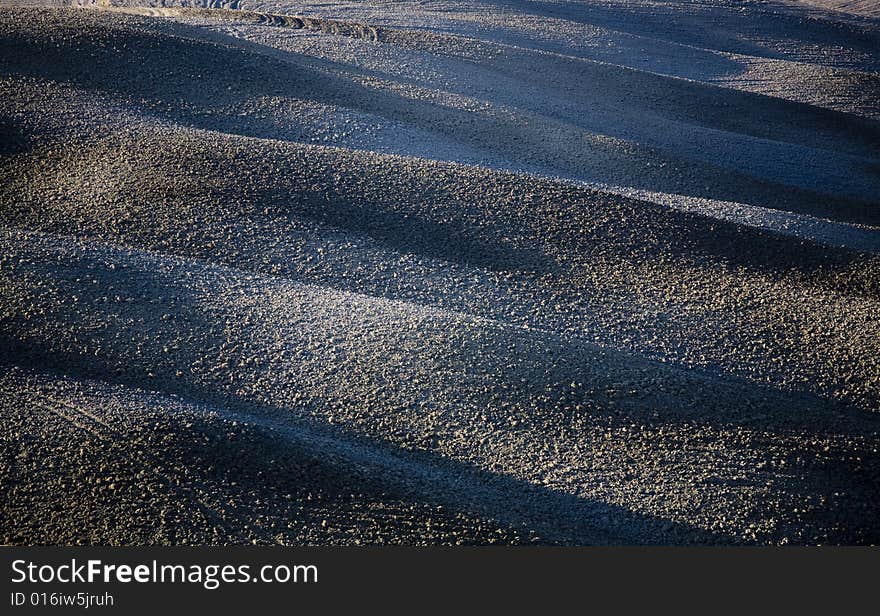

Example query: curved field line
[8,388,253,542]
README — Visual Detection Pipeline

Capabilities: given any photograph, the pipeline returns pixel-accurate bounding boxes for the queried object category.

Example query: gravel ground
[0,2,878,545]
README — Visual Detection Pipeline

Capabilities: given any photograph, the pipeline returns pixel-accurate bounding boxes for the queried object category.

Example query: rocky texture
[0,2,878,544]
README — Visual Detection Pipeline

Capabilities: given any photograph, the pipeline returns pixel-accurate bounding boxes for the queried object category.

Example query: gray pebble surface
[0,1,878,545]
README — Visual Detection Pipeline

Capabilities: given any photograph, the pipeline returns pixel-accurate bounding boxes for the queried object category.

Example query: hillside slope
[1,2,878,544]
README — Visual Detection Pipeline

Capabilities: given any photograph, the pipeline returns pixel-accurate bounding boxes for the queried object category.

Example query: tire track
[90,4,381,42]
[2,386,254,543]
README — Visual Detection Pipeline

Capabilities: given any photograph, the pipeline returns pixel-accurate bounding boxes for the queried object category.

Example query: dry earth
[1,0,878,544]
